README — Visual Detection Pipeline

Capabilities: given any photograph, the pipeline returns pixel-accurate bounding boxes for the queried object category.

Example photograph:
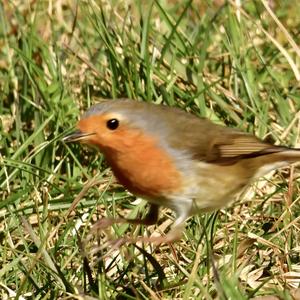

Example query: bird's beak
[63,130,96,143]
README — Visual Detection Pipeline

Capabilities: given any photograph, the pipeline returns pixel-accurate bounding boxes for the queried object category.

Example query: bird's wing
[167,115,285,165]
[204,133,286,164]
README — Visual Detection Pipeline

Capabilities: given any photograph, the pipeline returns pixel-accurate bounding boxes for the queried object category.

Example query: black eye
[106,118,119,130]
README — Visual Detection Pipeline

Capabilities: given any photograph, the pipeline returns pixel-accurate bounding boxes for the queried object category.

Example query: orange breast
[103,131,182,199]
[77,115,183,199]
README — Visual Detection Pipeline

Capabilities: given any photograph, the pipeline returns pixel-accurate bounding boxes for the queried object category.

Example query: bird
[63,99,300,244]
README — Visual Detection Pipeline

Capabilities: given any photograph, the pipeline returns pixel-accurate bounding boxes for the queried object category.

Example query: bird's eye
[106,118,119,130]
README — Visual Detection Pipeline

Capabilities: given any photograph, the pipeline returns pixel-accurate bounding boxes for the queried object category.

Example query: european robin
[64,99,300,243]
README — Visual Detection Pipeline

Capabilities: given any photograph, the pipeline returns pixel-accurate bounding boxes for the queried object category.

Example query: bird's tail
[271,147,300,162]
[249,147,300,179]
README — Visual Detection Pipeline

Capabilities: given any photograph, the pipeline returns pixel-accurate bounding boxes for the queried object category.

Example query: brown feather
[80,99,300,166]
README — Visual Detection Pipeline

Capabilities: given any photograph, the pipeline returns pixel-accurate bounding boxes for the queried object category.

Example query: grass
[0,0,300,299]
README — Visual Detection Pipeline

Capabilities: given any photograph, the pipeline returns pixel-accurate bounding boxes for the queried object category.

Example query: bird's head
[63,99,167,153]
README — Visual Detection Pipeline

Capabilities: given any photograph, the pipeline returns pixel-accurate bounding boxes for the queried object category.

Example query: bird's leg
[131,211,187,245]
[85,204,188,252]
[83,204,159,250]
[89,215,186,256]
[141,201,191,244]
[104,210,188,246]
[133,222,185,244]
[89,203,159,232]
